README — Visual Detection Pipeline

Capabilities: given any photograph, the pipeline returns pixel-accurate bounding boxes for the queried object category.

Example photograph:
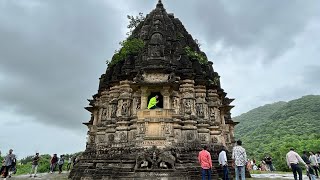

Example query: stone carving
[108,134,115,142]
[186,132,194,141]
[139,123,146,134]
[209,107,215,121]
[183,99,192,114]
[196,103,204,117]
[135,98,141,109]
[101,108,108,121]
[172,93,180,114]
[89,135,95,144]
[149,33,164,57]
[165,123,171,134]
[211,137,218,143]
[157,151,176,169]
[109,103,117,118]
[149,45,163,57]
[168,72,180,83]
[133,71,144,83]
[121,100,131,116]
[134,148,176,170]
[199,134,206,142]
[120,132,127,142]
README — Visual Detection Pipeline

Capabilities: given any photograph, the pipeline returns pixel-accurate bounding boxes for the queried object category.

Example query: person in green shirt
[148,95,159,109]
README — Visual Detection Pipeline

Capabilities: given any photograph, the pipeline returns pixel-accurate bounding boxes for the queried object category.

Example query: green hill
[234,95,320,171]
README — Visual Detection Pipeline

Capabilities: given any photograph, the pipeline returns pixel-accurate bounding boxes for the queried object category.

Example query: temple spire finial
[156,0,164,8]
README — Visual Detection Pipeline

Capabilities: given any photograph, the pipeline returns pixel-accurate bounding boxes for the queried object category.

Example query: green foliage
[234,95,320,171]
[108,38,145,67]
[184,46,208,65]
[14,152,82,175]
[127,12,145,36]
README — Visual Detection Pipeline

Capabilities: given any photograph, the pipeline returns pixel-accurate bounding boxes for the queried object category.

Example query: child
[307,162,316,180]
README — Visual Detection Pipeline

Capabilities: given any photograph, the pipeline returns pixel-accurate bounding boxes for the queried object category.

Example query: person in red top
[198,145,213,180]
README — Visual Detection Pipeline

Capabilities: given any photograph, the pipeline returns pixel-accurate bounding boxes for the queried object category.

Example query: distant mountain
[234,95,320,171]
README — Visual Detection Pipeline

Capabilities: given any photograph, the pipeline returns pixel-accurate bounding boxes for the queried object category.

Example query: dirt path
[7,172,68,180]
[6,172,311,180]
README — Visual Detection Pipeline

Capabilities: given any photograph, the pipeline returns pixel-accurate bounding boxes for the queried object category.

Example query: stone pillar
[195,85,210,144]
[141,87,149,109]
[115,81,133,143]
[179,80,197,142]
[99,90,110,124]
[132,90,141,116]
[108,85,120,119]
[161,86,171,109]
[207,89,225,144]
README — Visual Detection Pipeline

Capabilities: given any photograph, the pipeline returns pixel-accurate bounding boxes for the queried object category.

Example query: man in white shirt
[219,147,229,180]
[232,140,247,180]
[309,151,319,178]
[286,148,308,180]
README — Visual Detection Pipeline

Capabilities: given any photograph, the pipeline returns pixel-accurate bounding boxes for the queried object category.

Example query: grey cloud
[0,0,124,131]
[127,0,320,62]
[0,0,319,132]
[192,0,320,62]
[302,65,320,86]
[128,0,319,63]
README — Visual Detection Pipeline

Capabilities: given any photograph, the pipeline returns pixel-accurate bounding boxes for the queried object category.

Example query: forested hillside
[234,95,320,171]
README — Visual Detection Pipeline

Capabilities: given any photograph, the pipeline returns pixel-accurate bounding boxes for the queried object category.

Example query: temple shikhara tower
[70,1,237,179]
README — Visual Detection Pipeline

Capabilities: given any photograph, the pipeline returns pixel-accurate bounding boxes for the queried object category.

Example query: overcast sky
[1,0,319,158]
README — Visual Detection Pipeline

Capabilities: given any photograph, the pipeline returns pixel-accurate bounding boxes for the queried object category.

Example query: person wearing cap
[29,152,40,178]
[286,148,308,180]
[198,145,212,180]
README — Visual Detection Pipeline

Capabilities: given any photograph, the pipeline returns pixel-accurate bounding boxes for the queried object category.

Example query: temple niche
[70,1,238,179]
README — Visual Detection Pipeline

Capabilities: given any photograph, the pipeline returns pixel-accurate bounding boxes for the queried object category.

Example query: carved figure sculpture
[157,151,176,169]
[184,99,192,114]
[121,100,131,116]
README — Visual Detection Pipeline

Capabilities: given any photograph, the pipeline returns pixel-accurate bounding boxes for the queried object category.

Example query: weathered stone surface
[70,1,239,179]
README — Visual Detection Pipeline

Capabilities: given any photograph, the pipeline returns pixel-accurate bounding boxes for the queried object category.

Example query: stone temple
[70,1,238,179]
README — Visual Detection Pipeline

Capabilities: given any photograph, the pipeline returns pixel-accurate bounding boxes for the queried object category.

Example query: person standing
[306,162,317,180]
[232,140,247,180]
[302,151,311,164]
[316,152,320,167]
[67,156,72,171]
[50,154,58,174]
[29,153,40,178]
[3,149,15,180]
[198,145,212,180]
[286,148,308,180]
[58,155,65,174]
[218,147,229,180]
[309,151,319,178]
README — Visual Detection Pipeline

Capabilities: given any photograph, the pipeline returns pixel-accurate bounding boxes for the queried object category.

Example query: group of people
[0,149,16,180]
[0,149,77,179]
[29,153,76,177]
[286,149,320,180]
[198,140,247,180]
[246,156,275,172]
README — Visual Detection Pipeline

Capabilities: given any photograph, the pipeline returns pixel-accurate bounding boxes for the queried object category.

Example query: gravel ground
[4,172,314,180]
